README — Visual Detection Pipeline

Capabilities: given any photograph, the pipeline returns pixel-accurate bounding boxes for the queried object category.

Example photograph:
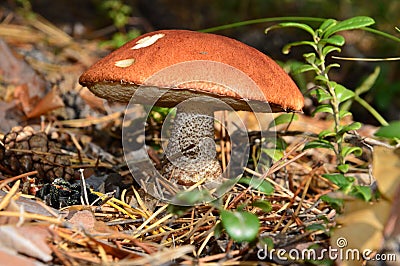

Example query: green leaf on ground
[268,113,298,129]
[337,163,350,173]
[351,185,372,201]
[322,173,354,191]
[306,223,326,231]
[171,189,213,206]
[252,200,273,213]
[238,177,274,195]
[320,194,344,211]
[262,148,284,162]
[220,210,260,242]
[375,121,400,139]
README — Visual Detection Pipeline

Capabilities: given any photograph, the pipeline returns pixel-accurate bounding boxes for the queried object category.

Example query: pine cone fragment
[0,126,74,182]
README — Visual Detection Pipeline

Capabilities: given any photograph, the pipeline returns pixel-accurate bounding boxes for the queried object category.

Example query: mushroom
[79,29,304,186]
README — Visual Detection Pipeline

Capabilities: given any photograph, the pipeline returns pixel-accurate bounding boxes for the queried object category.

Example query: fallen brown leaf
[26,87,65,118]
[0,249,46,266]
[0,39,46,115]
[0,224,53,262]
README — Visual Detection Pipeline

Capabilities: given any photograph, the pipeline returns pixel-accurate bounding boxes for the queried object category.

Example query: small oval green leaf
[275,137,288,150]
[306,223,326,231]
[337,164,350,173]
[374,121,400,139]
[220,210,260,242]
[324,16,375,37]
[321,35,345,46]
[213,222,224,239]
[322,45,341,56]
[262,148,284,162]
[319,19,337,32]
[278,22,316,36]
[322,173,354,189]
[355,66,380,96]
[334,84,355,103]
[325,63,341,73]
[314,75,329,83]
[292,63,317,75]
[312,89,332,101]
[268,113,298,129]
[167,204,191,216]
[351,185,372,201]
[303,52,316,64]
[318,129,336,139]
[339,109,352,119]
[312,104,334,115]
[259,236,275,250]
[238,177,274,195]
[303,140,334,150]
[341,146,363,159]
[320,195,344,210]
[282,41,317,54]
[171,189,213,206]
[338,122,362,135]
[252,200,273,213]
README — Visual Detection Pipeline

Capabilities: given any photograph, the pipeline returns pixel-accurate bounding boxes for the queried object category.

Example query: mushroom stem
[162,100,222,185]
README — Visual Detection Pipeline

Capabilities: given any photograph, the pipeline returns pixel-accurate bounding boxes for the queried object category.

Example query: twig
[0,180,20,210]
[0,170,38,189]
[79,169,89,206]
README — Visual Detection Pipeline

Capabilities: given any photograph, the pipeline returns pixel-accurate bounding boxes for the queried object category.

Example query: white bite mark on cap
[131,33,165,49]
[115,58,135,68]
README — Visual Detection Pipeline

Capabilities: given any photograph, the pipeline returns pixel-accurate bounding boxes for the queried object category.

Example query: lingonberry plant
[265,16,376,201]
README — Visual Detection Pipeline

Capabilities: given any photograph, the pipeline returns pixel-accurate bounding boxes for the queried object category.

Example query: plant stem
[327,83,343,165]
[200,17,325,33]
[317,47,343,165]
[200,17,400,45]
[354,96,389,126]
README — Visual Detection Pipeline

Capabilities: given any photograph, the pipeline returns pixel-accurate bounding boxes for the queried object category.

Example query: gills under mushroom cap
[79,29,304,112]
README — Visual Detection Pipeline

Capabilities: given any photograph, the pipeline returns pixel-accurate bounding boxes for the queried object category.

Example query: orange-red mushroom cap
[79,29,304,112]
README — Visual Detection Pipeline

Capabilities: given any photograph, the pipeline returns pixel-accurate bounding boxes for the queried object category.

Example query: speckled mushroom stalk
[162,101,222,186]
